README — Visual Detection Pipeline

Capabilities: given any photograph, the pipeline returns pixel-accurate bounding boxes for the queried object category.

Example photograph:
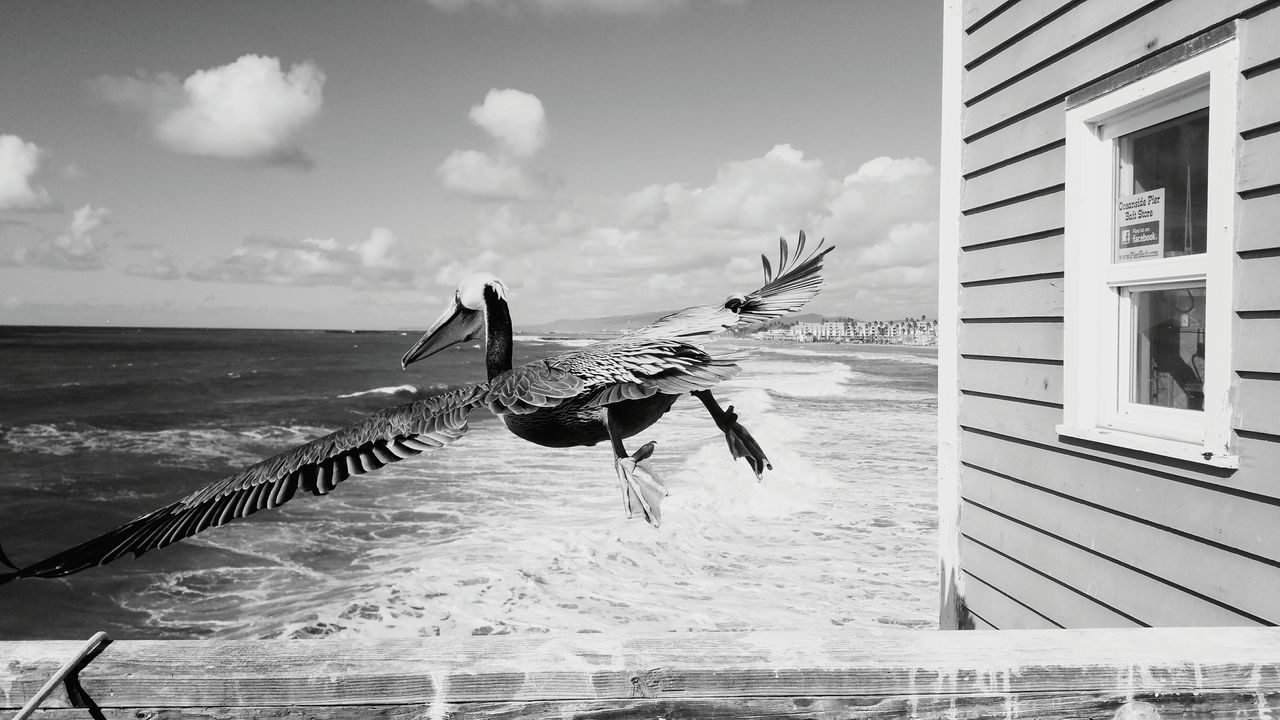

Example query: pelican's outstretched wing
[0,385,491,583]
[624,231,833,341]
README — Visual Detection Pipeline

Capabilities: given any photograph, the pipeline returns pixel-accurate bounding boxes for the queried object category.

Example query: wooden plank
[960,233,1064,283]
[961,535,1139,628]
[964,0,1163,103]
[962,146,1065,211]
[960,191,1064,246]
[1239,130,1280,195]
[961,393,1280,501]
[1242,6,1280,73]
[963,0,1075,68]
[1236,254,1280,312]
[963,0,1254,138]
[962,463,1280,623]
[8,629,1280,710]
[962,429,1280,564]
[959,356,1062,403]
[964,0,1013,33]
[1239,69,1280,135]
[963,102,1065,173]
[18,693,1280,720]
[960,277,1064,319]
[1236,317,1280,372]
[959,569,1060,629]
[1237,193,1280,253]
[962,498,1260,627]
[1236,375,1280,436]
[958,320,1063,361]
[968,612,999,630]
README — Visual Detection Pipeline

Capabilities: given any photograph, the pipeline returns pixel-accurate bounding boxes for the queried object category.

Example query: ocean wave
[729,360,856,399]
[1,422,332,468]
[337,384,421,399]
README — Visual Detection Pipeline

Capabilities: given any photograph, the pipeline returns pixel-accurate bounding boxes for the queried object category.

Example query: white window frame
[1059,40,1238,469]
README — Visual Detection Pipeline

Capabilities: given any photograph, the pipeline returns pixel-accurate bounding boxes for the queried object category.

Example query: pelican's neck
[483,285,513,380]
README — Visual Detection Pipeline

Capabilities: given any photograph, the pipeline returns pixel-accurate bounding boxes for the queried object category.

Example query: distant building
[757,318,937,345]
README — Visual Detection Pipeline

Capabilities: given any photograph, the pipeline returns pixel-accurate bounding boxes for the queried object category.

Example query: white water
[101,347,939,638]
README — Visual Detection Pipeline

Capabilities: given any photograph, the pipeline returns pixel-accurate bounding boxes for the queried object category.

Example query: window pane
[1130,286,1205,411]
[1115,109,1209,262]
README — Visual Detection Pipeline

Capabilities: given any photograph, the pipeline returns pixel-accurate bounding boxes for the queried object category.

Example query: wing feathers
[0,385,489,583]
[620,231,832,342]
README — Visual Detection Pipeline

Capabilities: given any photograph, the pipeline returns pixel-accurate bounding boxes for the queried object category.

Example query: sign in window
[1114,109,1209,262]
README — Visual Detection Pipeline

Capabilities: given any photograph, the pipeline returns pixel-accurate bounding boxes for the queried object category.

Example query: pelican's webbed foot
[693,389,772,480]
[613,441,668,527]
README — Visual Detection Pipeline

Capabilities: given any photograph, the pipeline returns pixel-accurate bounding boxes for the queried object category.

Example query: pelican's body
[504,392,679,448]
[0,233,832,583]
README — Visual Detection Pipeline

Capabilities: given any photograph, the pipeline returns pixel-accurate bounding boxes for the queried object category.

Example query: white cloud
[469,89,547,158]
[94,55,325,167]
[430,146,938,322]
[1,205,111,271]
[437,149,535,199]
[189,228,413,287]
[0,135,57,211]
[438,89,550,201]
[621,144,830,233]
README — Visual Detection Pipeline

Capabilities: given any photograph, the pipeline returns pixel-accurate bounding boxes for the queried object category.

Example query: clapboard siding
[964,0,1016,33]
[1239,69,1280,135]
[960,277,1063,319]
[963,102,1065,174]
[960,534,1137,628]
[950,0,1280,631]
[1242,5,1280,72]
[1236,376,1280,436]
[1236,317,1280,372]
[958,393,1280,500]
[959,568,1061,629]
[962,0,1255,139]
[968,612,998,630]
[961,191,1064,246]
[1239,130,1280,195]
[960,234,1064,283]
[963,0,1076,69]
[961,145,1065,211]
[1237,254,1280,312]
[962,430,1280,564]
[958,320,1063,360]
[959,357,1062,404]
[962,463,1280,624]
[1238,193,1280,253]
[961,499,1256,626]
[963,0,1163,103]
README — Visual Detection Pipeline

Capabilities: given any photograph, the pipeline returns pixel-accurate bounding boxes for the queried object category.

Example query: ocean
[0,326,938,640]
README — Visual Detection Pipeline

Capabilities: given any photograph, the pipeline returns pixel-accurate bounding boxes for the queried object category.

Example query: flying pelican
[0,233,832,583]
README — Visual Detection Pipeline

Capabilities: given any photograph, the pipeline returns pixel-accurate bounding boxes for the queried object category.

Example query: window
[1059,40,1238,468]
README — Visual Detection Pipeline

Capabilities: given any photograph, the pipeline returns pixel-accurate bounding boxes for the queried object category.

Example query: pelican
[0,233,832,583]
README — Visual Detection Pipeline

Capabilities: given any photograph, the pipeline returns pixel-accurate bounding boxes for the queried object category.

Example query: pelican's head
[402,273,508,369]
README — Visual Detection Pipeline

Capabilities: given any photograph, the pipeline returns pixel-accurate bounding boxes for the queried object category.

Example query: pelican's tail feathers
[734,230,834,327]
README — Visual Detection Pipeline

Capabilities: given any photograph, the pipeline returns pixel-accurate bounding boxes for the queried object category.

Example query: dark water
[0,327,938,640]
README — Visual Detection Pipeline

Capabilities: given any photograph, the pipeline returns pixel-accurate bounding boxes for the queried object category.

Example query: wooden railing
[3,627,1280,718]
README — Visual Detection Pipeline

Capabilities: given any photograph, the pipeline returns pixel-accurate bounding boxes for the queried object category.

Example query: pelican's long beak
[401,296,484,369]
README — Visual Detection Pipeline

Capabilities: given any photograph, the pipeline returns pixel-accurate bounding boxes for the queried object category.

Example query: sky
[0,1,942,330]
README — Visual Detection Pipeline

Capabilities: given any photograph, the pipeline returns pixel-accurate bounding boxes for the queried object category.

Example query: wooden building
[938,0,1280,629]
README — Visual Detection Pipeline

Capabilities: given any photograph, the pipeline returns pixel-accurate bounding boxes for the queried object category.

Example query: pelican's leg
[605,408,667,528]
[691,389,772,480]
